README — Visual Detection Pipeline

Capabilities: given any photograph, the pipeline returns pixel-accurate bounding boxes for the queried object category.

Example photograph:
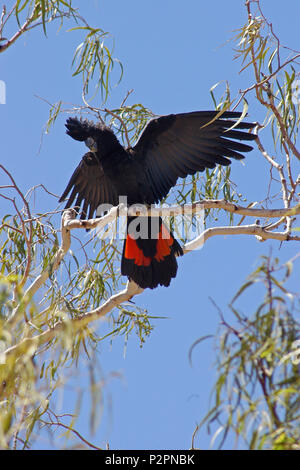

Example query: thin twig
[104,108,131,148]
[245,1,300,161]
[0,165,33,291]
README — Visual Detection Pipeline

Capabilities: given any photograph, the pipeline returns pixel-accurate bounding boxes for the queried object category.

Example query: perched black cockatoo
[59,111,256,289]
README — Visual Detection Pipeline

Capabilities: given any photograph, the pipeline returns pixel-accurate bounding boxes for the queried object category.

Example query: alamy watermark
[0,80,6,104]
[93,196,205,250]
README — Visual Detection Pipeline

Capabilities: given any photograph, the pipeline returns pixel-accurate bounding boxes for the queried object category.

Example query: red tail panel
[124,234,152,267]
[154,225,174,262]
[121,217,183,289]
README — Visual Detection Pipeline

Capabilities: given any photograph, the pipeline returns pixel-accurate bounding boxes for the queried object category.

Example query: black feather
[60,110,256,288]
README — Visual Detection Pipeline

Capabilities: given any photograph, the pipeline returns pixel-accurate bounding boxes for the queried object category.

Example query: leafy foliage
[193,256,300,450]
[70,26,123,104]
[191,0,300,449]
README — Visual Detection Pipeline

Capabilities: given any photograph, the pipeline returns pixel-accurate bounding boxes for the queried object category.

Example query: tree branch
[183,223,300,253]
[245,0,300,161]
[4,197,300,359]
[0,6,37,53]
[64,200,300,232]
[6,209,74,327]
[4,279,143,360]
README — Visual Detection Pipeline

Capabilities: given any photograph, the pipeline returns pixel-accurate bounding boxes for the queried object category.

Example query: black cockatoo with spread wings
[59,111,256,289]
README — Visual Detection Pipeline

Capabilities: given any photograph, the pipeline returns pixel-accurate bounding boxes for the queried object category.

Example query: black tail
[121,216,183,289]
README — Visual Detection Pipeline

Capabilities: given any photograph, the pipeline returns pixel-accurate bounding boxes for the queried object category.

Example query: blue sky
[1,0,300,450]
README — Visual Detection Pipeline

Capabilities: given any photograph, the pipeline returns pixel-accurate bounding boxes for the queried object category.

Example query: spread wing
[132,111,256,203]
[59,151,119,219]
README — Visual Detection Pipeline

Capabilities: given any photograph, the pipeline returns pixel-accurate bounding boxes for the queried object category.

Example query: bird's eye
[85,137,97,152]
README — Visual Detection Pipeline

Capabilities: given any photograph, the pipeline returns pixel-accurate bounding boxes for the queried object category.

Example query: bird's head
[65,116,122,159]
